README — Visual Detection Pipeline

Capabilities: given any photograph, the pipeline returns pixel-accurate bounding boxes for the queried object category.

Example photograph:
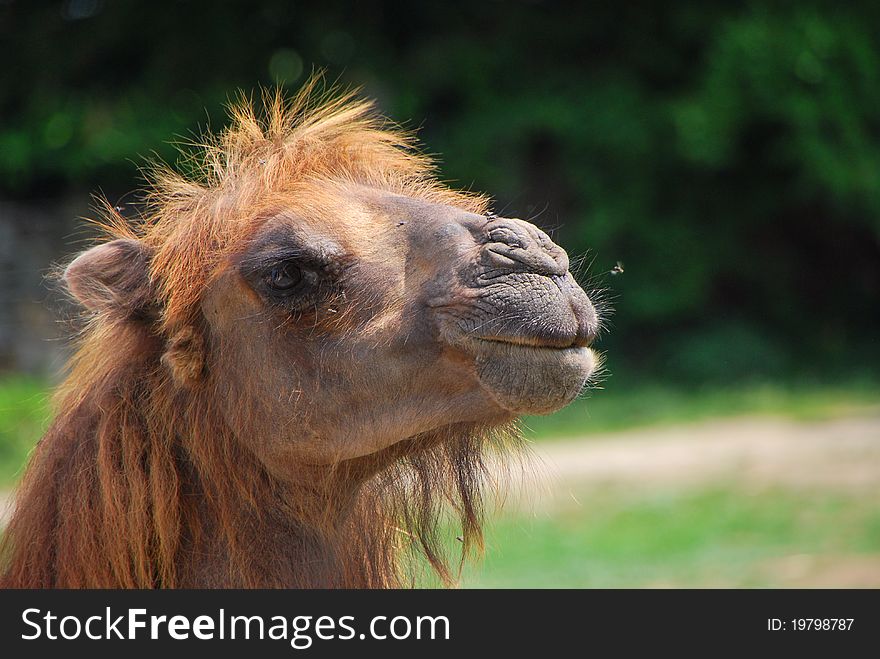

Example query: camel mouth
[474,333,590,350]
[468,338,596,416]
[471,336,595,361]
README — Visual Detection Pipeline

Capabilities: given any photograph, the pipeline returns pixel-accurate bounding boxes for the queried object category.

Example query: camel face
[3,86,607,588]
[200,185,598,470]
[420,209,599,417]
[370,190,599,416]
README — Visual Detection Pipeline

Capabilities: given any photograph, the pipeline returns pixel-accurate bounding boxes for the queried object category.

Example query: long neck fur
[1,318,501,588]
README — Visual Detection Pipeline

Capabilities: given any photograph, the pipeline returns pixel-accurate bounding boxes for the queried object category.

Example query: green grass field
[461,486,880,588]
[2,373,879,588]
[1,375,877,487]
[0,376,875,484]
[0,376,51,488]
[3,376,877,475]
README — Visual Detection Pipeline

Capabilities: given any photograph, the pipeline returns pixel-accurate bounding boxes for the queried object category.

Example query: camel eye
[265,262,303,292]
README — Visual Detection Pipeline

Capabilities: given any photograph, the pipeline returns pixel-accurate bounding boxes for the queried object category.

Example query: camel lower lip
[473,339,594,364]
[471,341,596,415]
[474,337,584,351]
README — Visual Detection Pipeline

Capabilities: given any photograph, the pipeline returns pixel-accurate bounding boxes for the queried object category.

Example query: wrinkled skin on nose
[408,202,600,416]
[464,215,596,349]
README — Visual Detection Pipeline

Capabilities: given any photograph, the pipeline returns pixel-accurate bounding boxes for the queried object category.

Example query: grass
[0,375,51,488]
[0,374,877,486]
[522,379,880,439]
[2,372,878,588]
[461,486,880,588]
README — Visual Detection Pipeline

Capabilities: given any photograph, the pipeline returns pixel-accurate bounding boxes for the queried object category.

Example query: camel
[0,80,601,588]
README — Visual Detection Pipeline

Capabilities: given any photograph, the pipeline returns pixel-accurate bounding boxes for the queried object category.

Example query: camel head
[62,84,601,482]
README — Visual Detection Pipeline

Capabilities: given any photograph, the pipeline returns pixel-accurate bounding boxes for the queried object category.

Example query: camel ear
[64,239,156,318]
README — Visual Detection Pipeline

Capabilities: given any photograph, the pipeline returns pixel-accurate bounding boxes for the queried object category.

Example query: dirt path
[2,411,878,527]
[525,411,880,496]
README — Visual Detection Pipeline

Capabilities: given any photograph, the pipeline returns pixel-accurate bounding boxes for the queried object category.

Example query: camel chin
[468,339,596,416]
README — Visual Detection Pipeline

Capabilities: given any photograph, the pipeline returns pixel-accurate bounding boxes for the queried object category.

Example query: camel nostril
[481,218,569,278]
[487,226,527,249]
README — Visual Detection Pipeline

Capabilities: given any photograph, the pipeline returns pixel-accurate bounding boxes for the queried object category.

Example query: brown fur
[1,79,522,588]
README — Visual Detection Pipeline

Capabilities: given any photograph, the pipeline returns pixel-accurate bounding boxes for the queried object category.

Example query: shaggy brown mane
[0,78,519,588]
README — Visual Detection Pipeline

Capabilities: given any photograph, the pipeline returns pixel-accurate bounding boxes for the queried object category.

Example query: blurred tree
[1,0,877,382]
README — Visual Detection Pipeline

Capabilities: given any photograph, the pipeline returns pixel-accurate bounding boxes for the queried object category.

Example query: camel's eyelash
[253,263,321,306]
[239,252,346,320]
[238,245,320,275]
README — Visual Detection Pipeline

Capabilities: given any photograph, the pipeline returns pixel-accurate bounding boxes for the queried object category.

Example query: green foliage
[2,1,878,381]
